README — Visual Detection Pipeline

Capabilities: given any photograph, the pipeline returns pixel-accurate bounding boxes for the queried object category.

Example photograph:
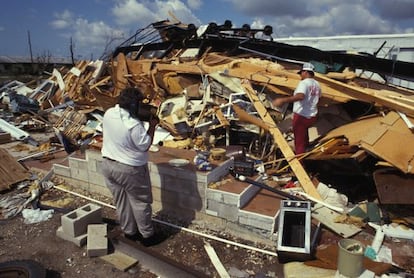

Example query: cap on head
[297,62,315,74]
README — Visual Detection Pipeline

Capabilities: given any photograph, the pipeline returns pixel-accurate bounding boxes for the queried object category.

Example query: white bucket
[337,238,365,277]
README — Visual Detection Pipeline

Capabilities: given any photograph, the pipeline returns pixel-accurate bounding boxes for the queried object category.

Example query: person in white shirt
[101,87,161,246]
[273,62,321,155]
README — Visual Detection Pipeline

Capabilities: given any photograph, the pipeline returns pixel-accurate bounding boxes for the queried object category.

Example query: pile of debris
[1,18,414,277]
[1,19,413,205]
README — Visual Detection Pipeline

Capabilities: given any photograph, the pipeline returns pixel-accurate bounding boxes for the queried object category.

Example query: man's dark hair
[118,87,144,118]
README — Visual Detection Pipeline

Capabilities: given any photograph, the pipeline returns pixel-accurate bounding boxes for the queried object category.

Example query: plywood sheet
[360,128,414,174]
[323,115,381,145]
[0,148,30,191]
[322,112,414,174]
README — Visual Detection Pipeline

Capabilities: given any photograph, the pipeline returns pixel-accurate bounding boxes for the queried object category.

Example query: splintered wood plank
[241,81,322,200]
[316,73,414,117]
[113,52,129,96]
[0,148,30,191]
[100,251,138,271]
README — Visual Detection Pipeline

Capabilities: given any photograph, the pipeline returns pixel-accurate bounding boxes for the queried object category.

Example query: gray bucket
[337,239,365,277]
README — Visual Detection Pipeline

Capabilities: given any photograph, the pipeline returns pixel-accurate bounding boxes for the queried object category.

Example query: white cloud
[0,26,5,32]
[229,0,407,37]
[155,0,200,24]
[49,9,125,58]
[112,0,200,27]
[327,4,394,35]
[112,0,154,26]
[50,10,74,29]
[187,0,202,9]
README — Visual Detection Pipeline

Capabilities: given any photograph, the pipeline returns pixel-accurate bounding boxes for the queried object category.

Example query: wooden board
[113,52,129,96]
[360,127,414,174]
[100,251,138,271]
[0,148,30,191]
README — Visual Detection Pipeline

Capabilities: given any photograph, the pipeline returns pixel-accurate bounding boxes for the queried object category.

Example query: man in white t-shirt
[101,87,163,246]
[273,62,321,155]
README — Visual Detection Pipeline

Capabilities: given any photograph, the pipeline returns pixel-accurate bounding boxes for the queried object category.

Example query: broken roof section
[113,19,414,83]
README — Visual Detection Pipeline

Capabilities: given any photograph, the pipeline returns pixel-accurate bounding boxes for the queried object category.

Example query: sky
[1,0,414,60]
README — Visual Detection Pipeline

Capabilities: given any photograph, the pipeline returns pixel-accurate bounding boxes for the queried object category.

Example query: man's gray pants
[102,158,154,238]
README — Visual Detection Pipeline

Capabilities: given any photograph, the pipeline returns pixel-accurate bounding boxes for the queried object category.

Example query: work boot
[124,232,143,241]
[140,233,166,247]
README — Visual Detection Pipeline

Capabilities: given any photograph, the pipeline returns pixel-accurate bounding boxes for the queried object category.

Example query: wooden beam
[315,73,414,116]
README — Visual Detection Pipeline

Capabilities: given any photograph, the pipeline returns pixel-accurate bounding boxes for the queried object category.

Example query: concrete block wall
[52,149,278,238]
[206,182,278,237]
[52,150,111,197]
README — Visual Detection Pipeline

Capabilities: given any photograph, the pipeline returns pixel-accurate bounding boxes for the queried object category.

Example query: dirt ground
[2,177,414,278]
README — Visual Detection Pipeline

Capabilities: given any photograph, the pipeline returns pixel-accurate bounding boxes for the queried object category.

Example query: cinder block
[85,149,103,162]
[56,226,88,247]
[61,203,102,237]
[88,171,105,186]
[53,164,71,177]
[206,189,224,202]
[87,159,98,172]
[238,210,276,234]
[222,192,240,206]
[161,175,198,195]
[152,187,203,211]
[206,199,239,222]
[206,188,240,206]
[69,159,89,181]
[87,224,108,257]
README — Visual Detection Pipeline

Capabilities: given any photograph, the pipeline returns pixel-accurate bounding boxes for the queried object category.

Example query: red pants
[292,113,317,155]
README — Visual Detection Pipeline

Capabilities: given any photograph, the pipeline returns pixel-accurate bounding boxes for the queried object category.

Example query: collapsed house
[109,20,414,203]
[1,19,414,270]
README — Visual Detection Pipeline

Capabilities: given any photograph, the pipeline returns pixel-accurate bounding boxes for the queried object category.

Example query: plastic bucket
[337,239,364,277]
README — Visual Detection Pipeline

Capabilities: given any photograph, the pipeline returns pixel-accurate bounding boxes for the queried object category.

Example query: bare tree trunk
[27,30,33,63]
[70,37,75,65]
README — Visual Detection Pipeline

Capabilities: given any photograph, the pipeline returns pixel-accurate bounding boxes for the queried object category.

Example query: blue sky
[1,0,414,60]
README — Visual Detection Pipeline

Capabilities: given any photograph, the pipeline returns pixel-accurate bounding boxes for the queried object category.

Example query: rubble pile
[0,23,413,202]
[1,19,413,204]
[1,18,414,276]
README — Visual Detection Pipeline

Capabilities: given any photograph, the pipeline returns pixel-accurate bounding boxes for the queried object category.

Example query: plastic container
[337,239,365,277]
